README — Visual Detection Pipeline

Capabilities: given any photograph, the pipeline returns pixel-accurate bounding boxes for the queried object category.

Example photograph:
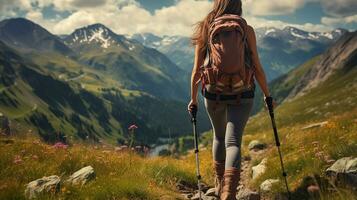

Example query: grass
[0,137,199,199]
[239,67,357,199]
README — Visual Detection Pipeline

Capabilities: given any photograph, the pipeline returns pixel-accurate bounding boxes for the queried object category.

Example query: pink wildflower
[128,124,138,131]
[32,140,40,145]
[13,155,22,164]
[53,142,68,149]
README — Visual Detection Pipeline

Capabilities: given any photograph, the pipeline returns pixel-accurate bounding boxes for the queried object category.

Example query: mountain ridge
[288,31,357,99]
[0,18,75,56]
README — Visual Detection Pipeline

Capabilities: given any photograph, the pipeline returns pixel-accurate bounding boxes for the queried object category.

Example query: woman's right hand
[187,99,198,113]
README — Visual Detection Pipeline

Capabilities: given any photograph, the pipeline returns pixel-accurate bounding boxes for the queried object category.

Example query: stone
[25,175,61,199]
[307,185,320,196]
[301,121,328,130]
[326,157,357,188]
[191,191,217,200]
[248,140,267,151]
[205,188,216,196]
[236,187,260,200]
[66,166,95,185]
[260,179,280,193]
[191,191,205,200]
[182,193,193,199]
[252,158,268,179]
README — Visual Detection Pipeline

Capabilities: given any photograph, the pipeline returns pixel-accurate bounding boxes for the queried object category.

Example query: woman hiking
[188,0,274,199]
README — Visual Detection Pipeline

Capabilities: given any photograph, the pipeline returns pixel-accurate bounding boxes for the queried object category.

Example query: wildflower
[13,155,22,164]
[311,141,319,146]
[32,140,40,145]
[53,142,68,149]
[128,124,138,130]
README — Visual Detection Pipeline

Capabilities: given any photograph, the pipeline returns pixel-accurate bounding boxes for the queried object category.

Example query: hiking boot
[221,167,240,200]
[213,160,225,197]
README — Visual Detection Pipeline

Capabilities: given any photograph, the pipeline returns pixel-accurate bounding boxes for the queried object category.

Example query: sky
[0,0,356,36]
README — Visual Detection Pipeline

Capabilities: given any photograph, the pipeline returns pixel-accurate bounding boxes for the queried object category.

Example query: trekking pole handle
[189,105,198,120]
[265,96,274,115]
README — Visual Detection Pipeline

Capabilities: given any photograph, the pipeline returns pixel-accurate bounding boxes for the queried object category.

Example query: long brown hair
[191,0,242,55]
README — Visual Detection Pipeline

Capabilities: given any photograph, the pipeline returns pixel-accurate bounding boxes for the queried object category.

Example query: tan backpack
[200,14,254,94]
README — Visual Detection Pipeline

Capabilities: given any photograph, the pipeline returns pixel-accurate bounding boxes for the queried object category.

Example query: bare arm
[188,44,205,108]
[246,26,271,97]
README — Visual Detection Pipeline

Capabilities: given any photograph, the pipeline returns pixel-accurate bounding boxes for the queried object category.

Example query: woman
[188,0,273,199]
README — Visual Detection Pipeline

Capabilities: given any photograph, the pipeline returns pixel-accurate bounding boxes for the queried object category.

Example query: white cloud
[243,0,317,16]
[1,0,354,36]
[321,0,357,17]
[245,16,331,32]
[322,15,357,27]
[52,0,212,36]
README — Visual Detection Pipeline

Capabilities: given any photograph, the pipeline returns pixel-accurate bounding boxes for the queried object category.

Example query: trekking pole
[189,105,202,200]
[265,97,291,199]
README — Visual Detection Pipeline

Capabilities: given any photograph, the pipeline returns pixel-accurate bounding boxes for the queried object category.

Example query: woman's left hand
[264,96,277,110]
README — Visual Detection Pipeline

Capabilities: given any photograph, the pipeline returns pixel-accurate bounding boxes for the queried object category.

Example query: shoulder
[246,25,256,38]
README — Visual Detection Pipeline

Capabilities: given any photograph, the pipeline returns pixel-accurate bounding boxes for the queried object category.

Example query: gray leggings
[204,98,254,169]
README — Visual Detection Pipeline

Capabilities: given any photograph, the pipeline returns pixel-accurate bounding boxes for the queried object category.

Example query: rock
[248,140,267,151]
[190,191,205,200]
[199,182,210,193]
[307,185,320,196]
[236,187,260,200]
[205,188,216,196]
[252,158,267,179]
[260,179,280,193]
[191,191,217,200]
[67,166,95,185]
[326,157,357,187]
[182,193,193,199]
[25,175,61,199]
[301,121,328,130]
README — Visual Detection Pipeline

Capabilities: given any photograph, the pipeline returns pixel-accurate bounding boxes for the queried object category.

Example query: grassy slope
[240,66,357,198]
[0,138,196,200]
[251,55,321,115]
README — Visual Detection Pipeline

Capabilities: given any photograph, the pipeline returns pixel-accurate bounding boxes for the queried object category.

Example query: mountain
[132,33,194,73]
[0,40,210,144]
[250,31,354,115]
[0,18,74,56]
[288,31,357,98]
[0,18,211,144]
[64,24,188,100]
[255,26,348,80]
[132,27,347,81]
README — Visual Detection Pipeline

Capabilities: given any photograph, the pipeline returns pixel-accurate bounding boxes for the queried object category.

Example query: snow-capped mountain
[133,27,348,81]
[63,24,187,100]
[255,26,347,43]
[64,24,139,52]
[132,33,194,72]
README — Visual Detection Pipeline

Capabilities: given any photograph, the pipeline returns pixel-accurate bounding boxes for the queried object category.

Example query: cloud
[52,0,212,36]
[243,0,316,16]
[321,0,357,17]
[322,15,357,26]
[1,0,354,36]
[245,16,331,32]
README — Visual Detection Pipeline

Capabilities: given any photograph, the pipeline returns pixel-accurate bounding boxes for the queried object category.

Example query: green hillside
[0,41,209,144]
[64,24,188,100]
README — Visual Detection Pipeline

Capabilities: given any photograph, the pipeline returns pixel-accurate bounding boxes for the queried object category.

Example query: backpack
[200,14,255,94]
